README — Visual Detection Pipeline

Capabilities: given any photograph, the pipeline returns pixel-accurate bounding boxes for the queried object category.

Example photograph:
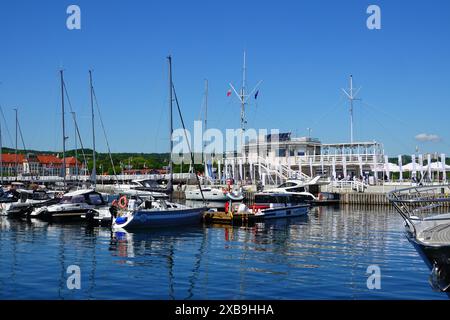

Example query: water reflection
[0,207,448,299]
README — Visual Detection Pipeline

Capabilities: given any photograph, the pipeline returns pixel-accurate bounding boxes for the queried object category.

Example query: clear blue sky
[0,0,449,156]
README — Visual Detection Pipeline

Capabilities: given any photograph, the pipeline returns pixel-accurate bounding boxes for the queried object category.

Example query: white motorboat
[264,177,321,202]
[185,186,244,201]
[114,179,169,199]
[29,189,108,221]
[239,192,309,219]
[388,184,450,292]
[1,189,60,218]
[388,185,450,248]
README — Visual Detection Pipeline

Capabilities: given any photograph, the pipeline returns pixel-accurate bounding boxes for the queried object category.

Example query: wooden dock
[203,211,259,224]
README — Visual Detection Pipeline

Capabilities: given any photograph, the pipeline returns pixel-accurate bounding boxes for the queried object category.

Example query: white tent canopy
[402,162,424,172]
[423,161,450,171]
[384,162,400,172]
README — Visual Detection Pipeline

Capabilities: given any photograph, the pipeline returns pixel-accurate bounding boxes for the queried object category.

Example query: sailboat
[184,80,244,202]
[112,56,206,230]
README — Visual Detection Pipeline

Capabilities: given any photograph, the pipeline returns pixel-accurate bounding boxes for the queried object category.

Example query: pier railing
[325,180,368,193]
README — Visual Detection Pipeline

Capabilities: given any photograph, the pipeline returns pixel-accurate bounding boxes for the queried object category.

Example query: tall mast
[89,70,96,188]
[60,70,67,186]
[167,56,173,199]
[14,108,18,179]
[241,51,246,133]
[71,112,78,183]
[204,79,208,138]
[0,112,2,184]
[342,75,360,145]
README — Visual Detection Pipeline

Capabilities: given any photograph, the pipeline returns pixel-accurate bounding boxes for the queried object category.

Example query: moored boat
[112,195,205,230]
[29,189,108,221]
[250,192,309,219]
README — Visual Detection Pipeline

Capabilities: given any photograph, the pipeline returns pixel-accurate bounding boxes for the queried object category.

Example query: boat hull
[255,204,309,219]
[113,207,205,230]
[185,190,228,201]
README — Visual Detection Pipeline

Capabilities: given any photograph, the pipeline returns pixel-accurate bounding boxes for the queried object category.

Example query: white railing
[0,173,197,183]
[326,180,368,193]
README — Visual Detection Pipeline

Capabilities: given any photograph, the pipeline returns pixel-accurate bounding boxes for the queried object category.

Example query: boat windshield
[141,180,158,188]
[255,194,291,204]
[278,182,297,188]
[87,193,104,205]
[60,195,86,204]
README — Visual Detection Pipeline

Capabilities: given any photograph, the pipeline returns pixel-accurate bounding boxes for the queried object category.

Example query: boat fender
[118,196,128,209]
[225,201,230,214]
[115,216,128,225]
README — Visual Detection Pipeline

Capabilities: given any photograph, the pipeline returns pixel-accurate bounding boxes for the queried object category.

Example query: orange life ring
[118,196,128,209]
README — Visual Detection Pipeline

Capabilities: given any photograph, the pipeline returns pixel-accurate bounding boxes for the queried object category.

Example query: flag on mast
[226,89,232,97]
[254,90,259,99]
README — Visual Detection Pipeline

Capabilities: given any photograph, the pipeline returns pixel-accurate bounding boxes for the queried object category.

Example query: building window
[276,148,286,157]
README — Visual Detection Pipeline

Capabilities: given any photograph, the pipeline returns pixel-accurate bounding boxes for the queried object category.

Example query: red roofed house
[62,157,85,175]
[0,153,26,175]
[1,153,86,177]
[37,155,63,176]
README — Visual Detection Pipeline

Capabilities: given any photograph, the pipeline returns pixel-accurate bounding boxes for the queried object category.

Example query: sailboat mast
[60,70,66,185]
[203,79,208,178]
[349,75,354,144]
[0,114,2,184]
[168,56,173,198]
[14,108,18,178]
[71,112,79,183]
[89,70,96,187]
[204,79,208,135]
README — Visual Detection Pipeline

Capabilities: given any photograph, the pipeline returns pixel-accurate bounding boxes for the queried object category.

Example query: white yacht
[264,177,321,202]
[239,193,309,219]
[114,180,169,199]
[1,189,59,218]
[185,186,244,201]
[388,184,450,292]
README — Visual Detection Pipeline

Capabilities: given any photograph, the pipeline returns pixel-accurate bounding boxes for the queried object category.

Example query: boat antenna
[60,70,67,187]
[168,56,205,203]
[89,70,97,188]
[342,75,361,144]
[228,51,262,157]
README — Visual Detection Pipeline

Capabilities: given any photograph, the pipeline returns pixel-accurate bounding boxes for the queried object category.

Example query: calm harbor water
[0,205,448,300]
